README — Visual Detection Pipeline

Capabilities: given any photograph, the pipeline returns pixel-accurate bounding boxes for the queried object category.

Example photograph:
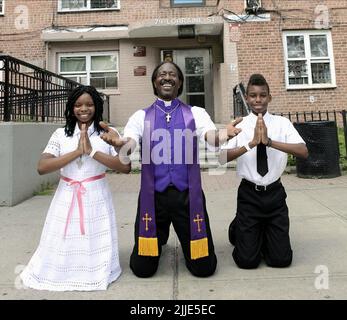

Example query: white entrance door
[162,49,213,120]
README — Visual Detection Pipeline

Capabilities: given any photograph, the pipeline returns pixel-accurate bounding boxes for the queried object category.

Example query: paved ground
[1,169,347,300]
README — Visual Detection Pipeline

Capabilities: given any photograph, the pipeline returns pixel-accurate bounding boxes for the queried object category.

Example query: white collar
[73,122,96,136]
[249,111,270,120]
[157,98,172,107]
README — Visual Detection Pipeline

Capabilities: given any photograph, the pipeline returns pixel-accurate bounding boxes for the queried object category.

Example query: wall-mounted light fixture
[178,25,195,39]
[245,0,262,14]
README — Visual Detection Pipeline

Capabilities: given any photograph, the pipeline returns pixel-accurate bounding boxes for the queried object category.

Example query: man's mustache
[160,79,175,86]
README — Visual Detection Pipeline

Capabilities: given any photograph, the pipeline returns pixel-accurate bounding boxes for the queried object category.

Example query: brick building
[1,0,346,125]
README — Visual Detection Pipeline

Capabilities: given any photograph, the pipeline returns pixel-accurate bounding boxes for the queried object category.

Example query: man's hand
[99,121,127,148]
[206,117,243,146]
[226,117,243,139]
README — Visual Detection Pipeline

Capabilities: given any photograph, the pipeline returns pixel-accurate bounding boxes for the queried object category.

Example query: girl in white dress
[20,85,130,291]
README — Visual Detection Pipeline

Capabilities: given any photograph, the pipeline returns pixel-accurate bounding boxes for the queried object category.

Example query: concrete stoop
[126,143,235,170]
[115,126,235,171]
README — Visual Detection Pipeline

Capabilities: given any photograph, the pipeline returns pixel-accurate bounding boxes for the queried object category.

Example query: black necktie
[257,143,268,176]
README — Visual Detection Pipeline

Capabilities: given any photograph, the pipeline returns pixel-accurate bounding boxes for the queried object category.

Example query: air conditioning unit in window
[245,0,262,15]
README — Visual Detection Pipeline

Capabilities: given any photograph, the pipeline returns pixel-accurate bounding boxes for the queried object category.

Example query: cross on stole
[193,214,203,233]
[142,213,152,231]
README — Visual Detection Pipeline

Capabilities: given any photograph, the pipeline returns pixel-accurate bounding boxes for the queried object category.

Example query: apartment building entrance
[161,49,213,119]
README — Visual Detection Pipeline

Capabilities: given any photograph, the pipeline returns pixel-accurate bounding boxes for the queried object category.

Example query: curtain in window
[173,0,203,4]
[310,35,328,58]
[61,0,87,10]
[91,56,117,71]
[91,0,117,8]
[60,57,86,72]
[287,36,305,59]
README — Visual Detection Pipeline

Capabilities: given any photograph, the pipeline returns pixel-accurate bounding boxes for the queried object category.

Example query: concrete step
[128,152,236,170]
[114,126,233,170]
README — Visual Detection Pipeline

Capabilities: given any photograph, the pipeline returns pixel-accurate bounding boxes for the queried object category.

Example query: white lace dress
[20,123,122,291]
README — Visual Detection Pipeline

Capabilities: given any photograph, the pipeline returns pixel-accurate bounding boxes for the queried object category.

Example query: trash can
[294,121,341,178]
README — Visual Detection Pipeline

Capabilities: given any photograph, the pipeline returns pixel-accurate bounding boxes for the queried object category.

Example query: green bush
[287,154,296,167]
[33,182,56,196]
[338,128,347,170]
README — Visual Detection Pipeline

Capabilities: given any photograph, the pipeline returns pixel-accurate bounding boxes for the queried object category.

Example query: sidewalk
[1,170,347,300]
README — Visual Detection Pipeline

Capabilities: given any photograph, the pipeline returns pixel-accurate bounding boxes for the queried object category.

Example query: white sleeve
[123,110,145,146]
[42,129,61,157]
[285,119,306,144]
[191,107,217,142]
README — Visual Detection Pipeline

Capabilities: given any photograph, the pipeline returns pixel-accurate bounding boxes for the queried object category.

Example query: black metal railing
[232,82,347,157]
[273,109,347,158]
[0,55,109,123]
[342,110,347,158]
[272,109,341,123]
[233,83,249,117]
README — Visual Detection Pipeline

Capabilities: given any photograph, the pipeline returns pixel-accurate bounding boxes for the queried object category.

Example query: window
[171,0,205,7]
[59,52,119,90]
[283,30,336,89]
[0,59,3,82]
[0,0,5,15]
[58,0,120,12]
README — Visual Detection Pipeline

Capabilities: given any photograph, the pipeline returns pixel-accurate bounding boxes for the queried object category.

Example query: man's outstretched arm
[99,121,137,161]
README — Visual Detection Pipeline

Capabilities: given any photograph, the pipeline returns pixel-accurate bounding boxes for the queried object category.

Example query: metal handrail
[0,54,109,123]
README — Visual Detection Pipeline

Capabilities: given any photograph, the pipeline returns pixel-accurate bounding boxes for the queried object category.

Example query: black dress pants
[130,186,217,278]
[229,179,293,269]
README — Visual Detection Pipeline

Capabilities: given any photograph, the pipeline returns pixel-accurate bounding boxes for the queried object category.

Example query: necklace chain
[156,103,180,123]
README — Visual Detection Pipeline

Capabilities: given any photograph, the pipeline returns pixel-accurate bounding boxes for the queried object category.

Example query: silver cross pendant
[166,113,171,123]
[77,156,83,169]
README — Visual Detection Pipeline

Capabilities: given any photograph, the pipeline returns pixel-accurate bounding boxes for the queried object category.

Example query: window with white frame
[171,0,205,7]
[58,0,120,12]
[0,0,5,15]
[59,52,119,90]
[283,30,336,89]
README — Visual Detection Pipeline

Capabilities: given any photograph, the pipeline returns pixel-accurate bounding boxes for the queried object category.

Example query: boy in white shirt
[220,74,308,269]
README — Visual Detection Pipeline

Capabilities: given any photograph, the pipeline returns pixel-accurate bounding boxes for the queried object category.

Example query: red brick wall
[231,0,347,114]
[53,0,222,25]
[0,0,54,60]
[0,0,224,61]
[1,0,347,117]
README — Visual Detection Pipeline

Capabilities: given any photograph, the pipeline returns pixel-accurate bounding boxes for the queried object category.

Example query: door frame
[161,48,214,121]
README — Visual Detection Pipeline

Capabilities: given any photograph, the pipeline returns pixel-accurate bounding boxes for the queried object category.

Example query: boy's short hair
[246,74,270,95]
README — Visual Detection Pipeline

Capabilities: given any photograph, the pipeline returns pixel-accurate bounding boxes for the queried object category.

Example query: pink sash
[61,173,106,238]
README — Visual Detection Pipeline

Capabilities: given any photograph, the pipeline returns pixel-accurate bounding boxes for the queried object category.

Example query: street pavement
[1,169,347,300]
